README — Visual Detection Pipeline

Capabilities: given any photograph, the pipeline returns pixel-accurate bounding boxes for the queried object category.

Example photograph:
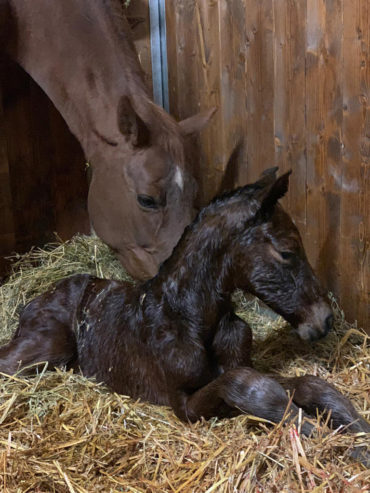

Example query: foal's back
[73,277,171,405]
[5,273,171,405]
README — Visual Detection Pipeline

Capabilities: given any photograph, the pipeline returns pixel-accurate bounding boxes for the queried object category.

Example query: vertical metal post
[149,0,169,112]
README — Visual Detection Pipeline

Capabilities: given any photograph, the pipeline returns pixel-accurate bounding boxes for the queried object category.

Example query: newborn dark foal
[1,169,369,463]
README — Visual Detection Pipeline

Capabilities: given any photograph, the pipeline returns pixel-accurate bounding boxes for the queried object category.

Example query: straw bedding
[0,235,369,492]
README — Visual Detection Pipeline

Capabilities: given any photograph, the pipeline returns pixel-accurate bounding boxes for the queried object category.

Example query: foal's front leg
[212,312,253,370]
[275,375,370,466]
[0,274,90,375]
[171,367,314,436]
[275,375,370,433]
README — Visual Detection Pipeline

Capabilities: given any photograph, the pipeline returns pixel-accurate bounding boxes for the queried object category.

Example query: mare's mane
[101,0,185,165]
[132,99,186,166]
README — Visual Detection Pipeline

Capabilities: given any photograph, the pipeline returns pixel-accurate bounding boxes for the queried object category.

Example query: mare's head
[88,98,215,280]
[201,168,333,341]
[6,0,215,280]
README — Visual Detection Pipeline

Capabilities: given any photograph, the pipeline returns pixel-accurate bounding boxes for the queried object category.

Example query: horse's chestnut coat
[2,0,215,279]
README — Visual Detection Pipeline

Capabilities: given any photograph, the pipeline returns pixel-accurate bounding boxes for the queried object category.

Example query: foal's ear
[254,167,279,189]
[257,170,292,216]
[179,107,217,135]
[117,96,150,147]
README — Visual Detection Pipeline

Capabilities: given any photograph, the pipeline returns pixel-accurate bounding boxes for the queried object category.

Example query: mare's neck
[8,1,147,156]
[144,220,235,332]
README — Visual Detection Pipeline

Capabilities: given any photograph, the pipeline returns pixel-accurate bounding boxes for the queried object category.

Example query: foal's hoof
[350,446,370,468]
[300,420,316,437]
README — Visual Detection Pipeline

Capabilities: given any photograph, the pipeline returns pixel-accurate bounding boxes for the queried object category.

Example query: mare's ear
[117,96,150,147]
[179,107,217,135]
[257,170,292,217]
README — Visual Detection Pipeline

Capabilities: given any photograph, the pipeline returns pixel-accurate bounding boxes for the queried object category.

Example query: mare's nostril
[324,314,334,335]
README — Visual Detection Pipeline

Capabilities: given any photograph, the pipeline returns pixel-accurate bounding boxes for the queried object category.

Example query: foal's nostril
[324,314,334,335]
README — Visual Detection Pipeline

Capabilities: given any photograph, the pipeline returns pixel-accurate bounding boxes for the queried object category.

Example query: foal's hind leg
[0,274,90,375]
[0,323,77,374]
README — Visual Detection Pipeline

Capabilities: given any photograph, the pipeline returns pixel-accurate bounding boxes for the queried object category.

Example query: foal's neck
[145,219,236,331]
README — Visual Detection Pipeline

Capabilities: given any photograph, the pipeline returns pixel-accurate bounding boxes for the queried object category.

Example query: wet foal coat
[1,170,369,462]
[1,0,214,279]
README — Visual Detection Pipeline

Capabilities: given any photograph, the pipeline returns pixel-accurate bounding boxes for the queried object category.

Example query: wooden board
[0,59,89,274]
[339,0,369,327]
[166,0,369,328]
[0,1,367,327]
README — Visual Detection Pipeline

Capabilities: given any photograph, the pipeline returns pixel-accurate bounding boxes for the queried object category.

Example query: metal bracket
[149,0,169,112]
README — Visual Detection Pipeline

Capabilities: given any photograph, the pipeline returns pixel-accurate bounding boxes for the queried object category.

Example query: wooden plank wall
[166,0,369,328]
[0,1,367,327]
[0,59,89,276]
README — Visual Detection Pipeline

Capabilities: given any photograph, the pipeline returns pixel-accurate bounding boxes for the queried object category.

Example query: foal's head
[202,169,333,341]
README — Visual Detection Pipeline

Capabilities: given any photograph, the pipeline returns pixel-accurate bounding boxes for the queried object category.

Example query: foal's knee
[223,368,290,422]
[221,369,314,435]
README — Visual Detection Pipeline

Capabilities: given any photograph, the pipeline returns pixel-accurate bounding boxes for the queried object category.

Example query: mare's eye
[137,194,159,210]
[280,251,295,261]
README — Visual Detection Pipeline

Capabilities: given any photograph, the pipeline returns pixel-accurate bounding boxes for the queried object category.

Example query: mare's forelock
[96,0,186,166]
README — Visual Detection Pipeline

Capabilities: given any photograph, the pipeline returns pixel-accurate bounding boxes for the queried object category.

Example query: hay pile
[0,235,369,492]
[0,236,131,346]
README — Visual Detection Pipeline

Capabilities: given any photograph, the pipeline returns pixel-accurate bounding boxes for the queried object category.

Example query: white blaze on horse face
[174,166,184,191]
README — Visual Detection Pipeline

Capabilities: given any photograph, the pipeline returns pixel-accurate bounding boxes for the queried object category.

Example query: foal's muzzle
[297,301,334,342]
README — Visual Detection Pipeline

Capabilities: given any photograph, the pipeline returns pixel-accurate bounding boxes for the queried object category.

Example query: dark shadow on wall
[0,58,89,277]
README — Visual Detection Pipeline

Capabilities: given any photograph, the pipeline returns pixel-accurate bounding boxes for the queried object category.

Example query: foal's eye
[137,194,159,210]
[280,251,295,261]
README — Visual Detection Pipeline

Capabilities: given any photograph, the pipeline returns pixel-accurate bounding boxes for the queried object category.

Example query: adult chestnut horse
[0,0,214,279]
[1,169,369,465]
